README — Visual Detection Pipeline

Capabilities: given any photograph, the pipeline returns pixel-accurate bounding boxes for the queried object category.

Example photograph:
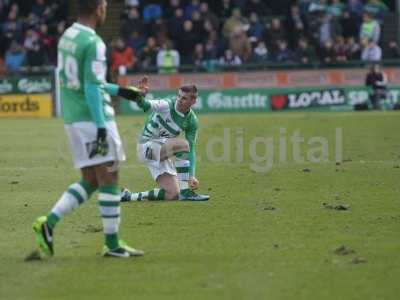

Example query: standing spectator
[275,39,295,62]
[5,41,25,72]
[385,40,400,59]
[177,20,197,64]
[222,8,244,38]
[140,36,159,70]
[295,38,317,64]
[229,26,252,62]
[38,23,56,64]
[359,12,380,44]
[341,10,361,39]
[252,41,269,62]
[168,8,185,41]
[364,0,388,23]
[247,12,264,43]
[327,0,344,19]
[345,36,361,60]
[313,11,342,47]
[287,5,306,47]
[361,39,382,62]
[157,40,180,73]
[264,17,288,53]
[365,64,388,109]
[199,2,219,31]
[111,38,135,75]
[245,0,270,17]
[219,49,242,66]
[121,7,143,40]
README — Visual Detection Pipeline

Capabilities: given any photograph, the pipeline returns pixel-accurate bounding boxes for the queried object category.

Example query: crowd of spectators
[112,0,399,73]
[0,0,68,74]
[0,0,398,75]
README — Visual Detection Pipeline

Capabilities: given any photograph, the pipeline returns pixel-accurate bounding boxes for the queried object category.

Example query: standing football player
[33,0,146,258]
[120,77,210,202]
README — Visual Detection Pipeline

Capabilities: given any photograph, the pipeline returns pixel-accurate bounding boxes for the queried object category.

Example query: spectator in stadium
[121,7,144,40]
[320,39,336,63]
[365,64,388,109]
[177,20,198,65]
[140,36,159,70]
[287,5,306,47]
[157,40,180,73]
[359,12,381,44]
[244,0,270,17]
[264,17,288,54]
[275,39,295,62]
[328,0,345,19]
[167,8,185,41]
[111,37,136,75]
[126,30,146,54]
[26,40,47,67]
[340,10,361,39]
[125,0,139,8]
[199,2,219,31]
[347,0,364,18]
[345,36,361,60]
[364,0,388,23]
[216,0,235,19]
[38,23,56,64]
[385,40,400,60]
[0,54,6,75]
[361,38,382,62]
[31,0,47,19]
[295,38,317,64]
[247,12,264,43]
[333,36,347,62]
[311,10,342,47]
[143,3,162,24]
[222,7,244,38]
[191,10,206,38]
[5,41,25,72]
[219,48,242,66]
[187,43,206,67]
[252,41,269,63]
[184,0,200,20]
[164,0,182,19]
[229,26,252,63]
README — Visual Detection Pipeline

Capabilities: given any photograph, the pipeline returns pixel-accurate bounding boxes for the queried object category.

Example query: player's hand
[138,76,149,94]
[118,76,149,101]
[89,128,109,159]
[189,177,199,190]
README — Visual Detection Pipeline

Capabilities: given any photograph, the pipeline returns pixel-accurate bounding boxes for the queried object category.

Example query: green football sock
[130,188,166,201]
[47,180,96,230]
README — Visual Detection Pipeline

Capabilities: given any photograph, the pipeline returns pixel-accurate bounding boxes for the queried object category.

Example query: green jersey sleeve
[185,114,198,177]
[83,39,107,127]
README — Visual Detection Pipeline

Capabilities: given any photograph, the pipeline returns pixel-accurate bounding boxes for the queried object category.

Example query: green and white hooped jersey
[139,98,198,175]
[57,23,114,124]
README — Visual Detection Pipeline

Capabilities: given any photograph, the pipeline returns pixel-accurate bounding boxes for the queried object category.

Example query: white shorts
[137,139,177,180]
[65,121,126,169]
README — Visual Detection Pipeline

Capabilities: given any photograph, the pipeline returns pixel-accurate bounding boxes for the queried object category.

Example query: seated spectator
[345,36,361,60]
[312,11,342,47]
[177,20,198,64]
[385,40,400,60]
[295,38,317,64]
[157,40,180,73]
[111,38,135,75]
[333,36,347,62]
[247,12,264,43]
[219,49,242,66]
[222,8,244,38]
[140,36,159,70]
[204,37,219,60]
[191,43,206,67]
[265,17,288,53]
[167,8,185,41]
[361,38,382,62]
[5,41,25,72]
[252,41,269,62]
[275,39,295,62]
[38,23,56,64]
[229,26,252,63]
[360,12,380,44]
[121,7,143,40]
[192,10,206,38]
[320,39,336,63]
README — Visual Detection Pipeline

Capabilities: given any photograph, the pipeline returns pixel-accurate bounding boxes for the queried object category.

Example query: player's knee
[177,139,189,153]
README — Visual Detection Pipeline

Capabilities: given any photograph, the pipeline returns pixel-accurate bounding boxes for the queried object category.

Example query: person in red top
[111,37,135,74]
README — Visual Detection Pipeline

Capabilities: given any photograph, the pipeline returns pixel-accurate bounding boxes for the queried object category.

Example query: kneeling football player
[120,77,210,202]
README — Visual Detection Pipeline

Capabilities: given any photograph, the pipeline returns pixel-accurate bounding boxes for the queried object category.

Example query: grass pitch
[0,112,399,300]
